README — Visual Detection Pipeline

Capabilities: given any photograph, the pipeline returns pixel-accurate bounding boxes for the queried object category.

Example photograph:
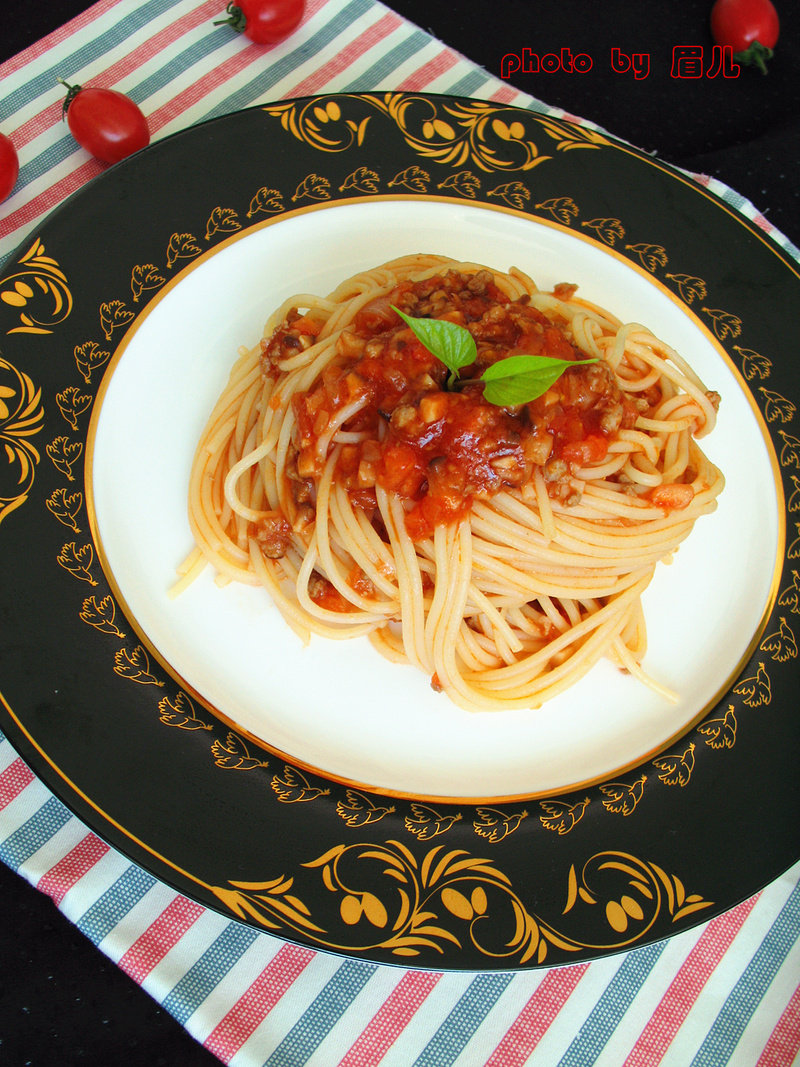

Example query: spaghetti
[180,255,724,711]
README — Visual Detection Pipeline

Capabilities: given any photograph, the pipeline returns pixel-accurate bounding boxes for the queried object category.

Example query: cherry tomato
[0,132,20,202]
[215,0,305,45]
[59,80,150,164]
[710,0,780,72]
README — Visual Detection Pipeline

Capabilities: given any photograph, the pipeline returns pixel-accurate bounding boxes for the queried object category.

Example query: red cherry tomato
[710,0,780,72]
[215,0,305,45]
[59,80,150,164]
[0,132,20,202]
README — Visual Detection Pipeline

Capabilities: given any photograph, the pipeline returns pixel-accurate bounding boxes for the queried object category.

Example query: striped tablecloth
[1,1,799,1063]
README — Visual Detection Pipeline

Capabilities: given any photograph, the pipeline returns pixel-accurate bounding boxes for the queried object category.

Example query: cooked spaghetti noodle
[179,255,724,711]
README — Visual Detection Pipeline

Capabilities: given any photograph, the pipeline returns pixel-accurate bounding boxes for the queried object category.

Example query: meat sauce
[262,269,642,544]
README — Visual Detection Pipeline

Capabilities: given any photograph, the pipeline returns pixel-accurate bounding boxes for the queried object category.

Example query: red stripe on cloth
[203,942,315,1061]
[396,50,460,92]
[84,0,223,86]
[485,964,589,1066]
[559,111,589,125]
[118,894,205,984]
[0,0,123,79]
[36,833,109,906]
[0,157,104,243]
[756,982,800,1067]
[488,85,524,105]
[287,11,402,98]
[622,894,760,1067]
[338,970,442,1067]
[749,211,776,235]
[0,757,35,809]
[144,42,268,132]
[9,0,223,151]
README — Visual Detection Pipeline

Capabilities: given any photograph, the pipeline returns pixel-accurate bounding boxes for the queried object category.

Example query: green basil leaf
[391,306,477,379]
[388,306,598,406]
[480,354,598,406]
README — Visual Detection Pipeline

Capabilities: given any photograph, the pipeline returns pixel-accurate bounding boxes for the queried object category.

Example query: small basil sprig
[393,305,476,388]
[391,305,596,405]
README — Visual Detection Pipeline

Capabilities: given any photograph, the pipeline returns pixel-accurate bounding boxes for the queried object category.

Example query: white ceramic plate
[89,198,780,798]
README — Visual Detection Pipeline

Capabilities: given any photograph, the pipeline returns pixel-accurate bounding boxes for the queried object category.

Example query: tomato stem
[213,2,247,33]
[733,41,774,74]
[57,78,83,119]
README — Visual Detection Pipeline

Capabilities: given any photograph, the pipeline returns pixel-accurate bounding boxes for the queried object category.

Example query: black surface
[1,3,798,1065]
[394,0,800,249]
[0,862,221,1067]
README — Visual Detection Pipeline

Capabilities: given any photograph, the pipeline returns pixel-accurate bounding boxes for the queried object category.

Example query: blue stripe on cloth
[161,921,261,1025]
[0,794,72,870]
[443,69,495,98]
[691,879,800,1067]
[413,973,515,1067]
[557,941,667,1066]
[76,864,157,945]
[127,30,232,104]
[263,958,377,1067]
[196,0,375,122]
[339,29,438,91]
[15,128,104,189]
[2,0,179,113]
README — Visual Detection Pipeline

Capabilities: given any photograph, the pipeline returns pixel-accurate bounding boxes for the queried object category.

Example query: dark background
[1,2,797,1064]
[414,0,799,248]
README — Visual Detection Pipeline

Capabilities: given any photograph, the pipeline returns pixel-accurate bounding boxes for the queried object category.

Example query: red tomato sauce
[265,269,642,542]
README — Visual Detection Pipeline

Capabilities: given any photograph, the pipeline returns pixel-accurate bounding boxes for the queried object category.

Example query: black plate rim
[1,92,798,971]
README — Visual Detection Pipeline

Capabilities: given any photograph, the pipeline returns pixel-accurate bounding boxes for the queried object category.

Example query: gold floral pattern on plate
[262,94,608,174]
[1,239,73,336]
[0,356,44,523]
[208,843,712,965]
